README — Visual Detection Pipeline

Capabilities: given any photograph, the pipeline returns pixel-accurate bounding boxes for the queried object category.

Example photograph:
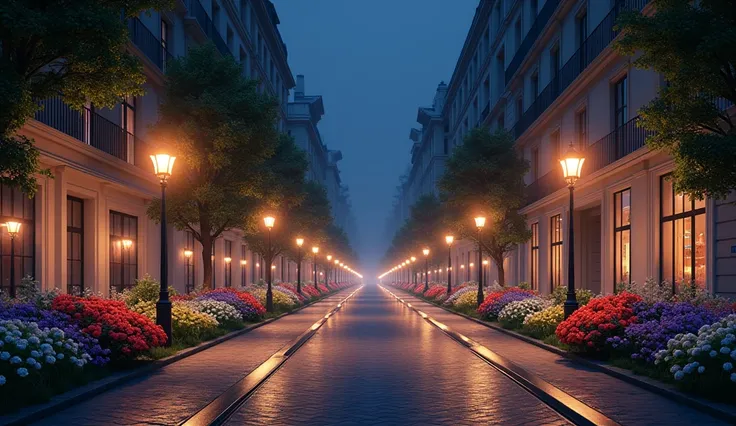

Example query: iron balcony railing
[127,17,174,73]
[189,0,232,57]
[526,116,651,204]
[512,0,650,140]
[505,0,561,85]
[34,96,152,168]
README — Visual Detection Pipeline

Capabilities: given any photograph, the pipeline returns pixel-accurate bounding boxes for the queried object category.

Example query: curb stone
[392,287,736,424]
[0,288,355,426]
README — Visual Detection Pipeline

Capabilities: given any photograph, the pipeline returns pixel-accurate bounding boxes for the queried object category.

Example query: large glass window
[224,240,232,287]
[110,211,137,293]
[550,215,563,288]
[1,185,35,296]
[613,75,628,129]
[661,176,707,289]
[241,245,247,287]
[530,223,539,290]
[614,189,631,285]
[67,197,84,295]
[185,231,195,294]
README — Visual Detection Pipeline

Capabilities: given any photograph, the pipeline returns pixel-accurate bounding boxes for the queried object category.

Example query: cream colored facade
[395,0,735,297]
[1,0,330,297]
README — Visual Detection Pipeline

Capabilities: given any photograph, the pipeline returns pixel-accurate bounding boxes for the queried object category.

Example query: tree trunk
[491,252,506,287]
[201,233,213,291]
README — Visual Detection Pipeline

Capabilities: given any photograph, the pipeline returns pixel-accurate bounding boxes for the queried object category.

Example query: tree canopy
[439,128,531,286]
[615,0,736,199]
[0,0,171,194]
[147,44,280,290]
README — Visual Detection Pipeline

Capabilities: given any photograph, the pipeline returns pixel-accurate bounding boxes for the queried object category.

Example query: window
[531,71,539,98]
[530,0,538,21]
[212,1,221,29]
[532,147,539,180]
[515,18,522,51]
[613,75,628,129]
[226,26,233,50]
[531,223,539,290]
[497,115,505,131]
[614,189,632,285]
[110,211,137,293]
[224,240,232,287]
[551,129,561,162]
[67,197,84,295]
[443,137,448,155]
[241,245,247,287]
[660,176,706,289]
[161,20,169,52]
[550,44,560,82]
[122,96,135,137]
[550,214,563,288]
[211,244,216,287]
[576,108,587,145]
[1,185,35,297]
[494,3,501,34]
[185,231,195,294]
[516,97,524,122]
[576,8,588,69]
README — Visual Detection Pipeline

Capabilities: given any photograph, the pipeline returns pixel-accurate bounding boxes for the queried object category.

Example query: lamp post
[334,259,339,283]
[4,221,21,298]
[483,260,489,287]
[326,255,332,286]
[296,238,304,294]
[312,246,319,290]
[410,256,416,285]
[445,235,454,295]
[560,142,585,319]
[422,248,430,292]
[474,216,486,305]
[263,216,276,312]
[150,153,176,346]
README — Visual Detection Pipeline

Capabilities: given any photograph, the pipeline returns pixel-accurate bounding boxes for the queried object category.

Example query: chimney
[434,81,448,111]
[295,75,305,98]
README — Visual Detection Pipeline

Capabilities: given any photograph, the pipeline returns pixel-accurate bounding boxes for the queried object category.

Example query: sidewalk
[17,291,350,426]
[396,291,729,426]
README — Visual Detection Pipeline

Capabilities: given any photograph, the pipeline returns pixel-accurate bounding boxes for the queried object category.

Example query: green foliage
[0,0,171,193]
[522,305,564,339]
[615,0,736,199]
[147,44,281,289]
[382,194,445,270]
[132,300,218,345]
[549,286,594,306]
[439,129,532,285]
[123,274,177,307]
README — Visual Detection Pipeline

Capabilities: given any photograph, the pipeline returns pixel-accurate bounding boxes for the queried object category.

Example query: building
[392,0,735,297]
[287,75,357,241]
[2,0,336,297]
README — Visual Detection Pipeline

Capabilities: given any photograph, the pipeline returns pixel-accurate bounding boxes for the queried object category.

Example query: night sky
[274,1,477,271]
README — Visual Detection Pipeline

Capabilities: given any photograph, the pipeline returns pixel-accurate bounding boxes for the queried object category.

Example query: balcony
[505,0,561,85]
[127,17,174,73]
[526,116,651,205]
[33,97,151,168]
[188,0,232,57]
[512,0,650,140]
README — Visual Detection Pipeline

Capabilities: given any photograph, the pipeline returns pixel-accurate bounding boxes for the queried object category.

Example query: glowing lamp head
[312,246,319,254]
[241,259,247,266]
[4,221,21,238]
[150,154,175,182]
[263,216,275,229]
[423,248,430,256]
[296,238,304,247]
[224,257,232,263]
[474,216,486,229]
[327,255,332,261]
[183,249,193,258]
[405,259,410,264]
[483,260,489,265]
[410,256,416,262]
[560,142,585,186]
[445,235,454,245]
[121,239,133,250]
[469,263,474,267]
[334,259,339,265]
[271,265,276,270]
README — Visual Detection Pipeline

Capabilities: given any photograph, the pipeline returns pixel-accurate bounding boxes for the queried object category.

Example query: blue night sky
[273,1,477,270]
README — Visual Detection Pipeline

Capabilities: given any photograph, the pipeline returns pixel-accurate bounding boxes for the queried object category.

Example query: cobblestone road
[226,285,569,426]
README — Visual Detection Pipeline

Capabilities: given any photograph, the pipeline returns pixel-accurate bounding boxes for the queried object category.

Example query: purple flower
[485,292,535,320]
[0,302,110,366]
[195,292,260,321]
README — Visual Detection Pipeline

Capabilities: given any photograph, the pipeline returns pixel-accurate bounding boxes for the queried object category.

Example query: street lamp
[326,255,332,285]
[312,246,319,290]
[474,216,486,305]
[4,221,21,298]
[445,235,454,294]
[296,238,304,294]
[334,258,339,283]
[410,256,417,285]
[422,248,430,292]
[150,153,175,346]
[560,142,585,318]
[264,215,275,312]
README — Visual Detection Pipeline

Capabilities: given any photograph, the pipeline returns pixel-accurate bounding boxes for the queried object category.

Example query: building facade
[392,0,735,297]
[2,0,335,297]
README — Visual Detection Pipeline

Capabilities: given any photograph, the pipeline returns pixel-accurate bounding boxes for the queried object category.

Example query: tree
[0,0,171,194]
[615,0,736,199]
[439,128,531,286]
[147,44,280,290]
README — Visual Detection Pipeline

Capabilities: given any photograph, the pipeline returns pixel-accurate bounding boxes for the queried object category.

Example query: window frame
[109,211,138,293]
[550,214,563,288]
[613,188,632,286]
[0,184,35,296]
[530,222,539,290]
[67,196,84,295]
[224,240,232,287]
[185,230,195,294]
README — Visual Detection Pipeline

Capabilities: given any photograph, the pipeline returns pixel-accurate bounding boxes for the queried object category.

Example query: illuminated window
[185,231,195,294]
[67,197,84,295]
[530,223,539,290]
[110,211,137,293]
[614,189,631,285]
[550,214,562,288]
[1,185,35,296]
[224,240,232,288]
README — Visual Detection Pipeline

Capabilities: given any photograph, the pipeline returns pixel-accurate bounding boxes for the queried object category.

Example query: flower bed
[478,289,536,321]
[498,298,549,330]
[131,301,219,344]
[196,291,264,322]
[523,305,564,339]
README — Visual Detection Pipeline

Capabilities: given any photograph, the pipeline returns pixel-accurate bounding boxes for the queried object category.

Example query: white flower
[723,362,733,371]
[16,368,28,377]
[45,355,56,364]
[670,365,681,373]
[28,336,40,345]
[674,371,685,380]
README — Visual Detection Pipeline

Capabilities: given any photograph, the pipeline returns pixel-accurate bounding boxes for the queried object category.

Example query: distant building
[390,0,735,297]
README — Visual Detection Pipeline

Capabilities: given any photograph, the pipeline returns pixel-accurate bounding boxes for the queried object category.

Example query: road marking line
[180,286,363,426]
[380,285,620,426]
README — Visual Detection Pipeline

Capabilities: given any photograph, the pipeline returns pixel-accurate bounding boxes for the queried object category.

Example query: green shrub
[124,275,178,306]
[522,305,564,338]
[549,286,594,306]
